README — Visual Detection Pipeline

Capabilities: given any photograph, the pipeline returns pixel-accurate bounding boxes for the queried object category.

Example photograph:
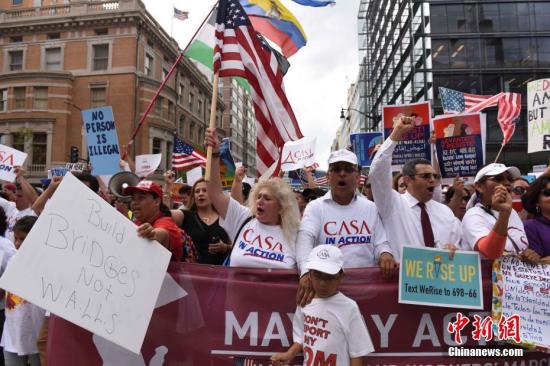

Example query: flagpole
[204,73,220,181]
[494,143,505,163]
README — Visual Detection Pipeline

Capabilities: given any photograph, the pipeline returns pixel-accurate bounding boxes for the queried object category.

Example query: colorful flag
[439,87,521,145]
[290,0,335,6]
[214,0,303,177]
[240,0,307,57]
[220,137,236,178]
[172,136,206,170]
[173,7,189,21]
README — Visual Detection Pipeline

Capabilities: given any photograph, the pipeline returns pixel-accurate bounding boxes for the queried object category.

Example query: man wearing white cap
[369,116,462,260]
[462,163,538,261]
[271,245,374,366]
[296,149,395,305]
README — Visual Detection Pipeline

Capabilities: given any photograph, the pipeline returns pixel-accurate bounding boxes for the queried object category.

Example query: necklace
[199,213,217,224]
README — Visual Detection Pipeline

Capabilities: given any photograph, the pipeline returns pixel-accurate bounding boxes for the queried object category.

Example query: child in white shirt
[1,216,44,366]
[271,245,374,366]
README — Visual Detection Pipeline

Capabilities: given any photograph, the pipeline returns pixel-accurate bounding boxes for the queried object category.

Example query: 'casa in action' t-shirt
[220,198,296,269]
[293,292,374,366]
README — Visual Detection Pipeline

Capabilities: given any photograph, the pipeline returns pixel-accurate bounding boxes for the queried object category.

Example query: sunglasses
[512,186,527,195]
[415,173,440,180]
[486,174,511,183]
[542,188,550,197]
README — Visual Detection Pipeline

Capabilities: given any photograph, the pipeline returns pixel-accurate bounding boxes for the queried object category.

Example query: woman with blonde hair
[204,128,300,268]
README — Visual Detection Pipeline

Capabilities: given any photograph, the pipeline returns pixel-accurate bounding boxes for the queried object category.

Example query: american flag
[172,136,206,170]
[314,175,328,186]
[439,87,521,145]
[233,358,256,366]
[213,0,303,177]
[173,7,189,21]
[360,173,368,186]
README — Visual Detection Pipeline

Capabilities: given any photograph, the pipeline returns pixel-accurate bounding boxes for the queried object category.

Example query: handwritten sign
[383,102,431,169]
[399,246,483,309]
[0,144,27,182]
[527,79,550,153]
[492,256,550,351]
[135,154,162,178]
[82,107,121,176]
[280,137,316,172]
[349,132,383,167]
[0,173,171,353]
[433,113,485,179]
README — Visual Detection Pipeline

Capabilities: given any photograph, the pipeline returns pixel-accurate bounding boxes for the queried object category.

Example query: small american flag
[233,358,256,366]
[314,175,328,186]
[439,86,521,145]
[173,7,189,21]
[172,136,206,171]
[360,173,368,186]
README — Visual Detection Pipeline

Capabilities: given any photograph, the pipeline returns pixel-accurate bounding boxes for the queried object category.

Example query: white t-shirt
[0,237,16,310]
[0,292,45,355]
[293,292,374,366]
[0,197,36,242]
[220,198,297,269]
[462,204,528,256]
[297,192,392,271]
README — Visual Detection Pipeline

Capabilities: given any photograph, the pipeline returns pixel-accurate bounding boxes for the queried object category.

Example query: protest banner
[383,102,431,169]
[399,246,483,309]
[82,106,121,176]
[527,79,550,153]
[48,262,545,365]
[135,154,162,178]
[433,113,485,179]
[0,144,27,182]
[349,132,383,167]
[492,256,550,352]
[0,173,171,353]
[220,138,236,188]
[186,166,203,186]
[280,136,316,172]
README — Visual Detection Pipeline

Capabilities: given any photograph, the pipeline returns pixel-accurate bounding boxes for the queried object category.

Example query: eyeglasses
[512,186,527,195]
[414,173,440,180]
[542,188,550,197]
[329,165,357,174]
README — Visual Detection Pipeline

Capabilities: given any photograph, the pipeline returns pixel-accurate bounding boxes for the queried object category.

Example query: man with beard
[296,149,395,306]
[370,116,462,261]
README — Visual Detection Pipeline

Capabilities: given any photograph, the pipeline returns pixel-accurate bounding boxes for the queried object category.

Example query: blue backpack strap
[223,216,253,267]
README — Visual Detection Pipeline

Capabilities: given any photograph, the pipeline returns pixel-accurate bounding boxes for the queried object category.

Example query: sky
[141,0,360,170]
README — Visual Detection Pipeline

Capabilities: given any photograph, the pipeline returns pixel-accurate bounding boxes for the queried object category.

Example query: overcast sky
[141,0,360,169]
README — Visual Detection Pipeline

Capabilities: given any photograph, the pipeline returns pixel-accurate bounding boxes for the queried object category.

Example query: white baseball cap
[474,163,521,183]
[304,245,344,275]
[328,149,358,166]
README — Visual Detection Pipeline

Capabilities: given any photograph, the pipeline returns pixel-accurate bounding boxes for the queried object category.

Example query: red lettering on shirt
[323,220,372,236]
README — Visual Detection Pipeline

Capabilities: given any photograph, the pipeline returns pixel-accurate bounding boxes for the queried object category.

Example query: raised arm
[14,166,38,205]
[230,165,246,204]
[32,176,63,215]
[204,128,230,219]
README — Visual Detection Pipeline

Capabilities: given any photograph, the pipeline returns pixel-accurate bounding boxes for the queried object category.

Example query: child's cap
[304,245,344,275]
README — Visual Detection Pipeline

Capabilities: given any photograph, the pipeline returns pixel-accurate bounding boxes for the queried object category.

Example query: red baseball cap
[123,180,162,198]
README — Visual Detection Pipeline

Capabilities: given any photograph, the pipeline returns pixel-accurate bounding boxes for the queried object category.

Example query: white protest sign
[0,173,171,353]
[135,154,162,178]
[243,176,256,187]
[0,144,27,182]
[280,137,316,172]
[527,79,550,153]
[498,256,550,349]
[186,166,203,186]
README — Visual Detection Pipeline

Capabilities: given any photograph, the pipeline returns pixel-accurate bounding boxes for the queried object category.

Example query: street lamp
[340,108,380,132]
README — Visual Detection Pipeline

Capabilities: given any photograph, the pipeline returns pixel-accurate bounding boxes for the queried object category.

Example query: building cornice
[0,71,74,82]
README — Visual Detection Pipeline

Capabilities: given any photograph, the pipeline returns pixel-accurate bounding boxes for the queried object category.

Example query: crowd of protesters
[0,116,548,365]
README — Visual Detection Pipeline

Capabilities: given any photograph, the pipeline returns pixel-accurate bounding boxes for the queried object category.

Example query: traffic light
[70,146,79,163]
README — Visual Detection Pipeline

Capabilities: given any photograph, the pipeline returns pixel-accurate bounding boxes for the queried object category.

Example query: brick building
[0,0,225,182]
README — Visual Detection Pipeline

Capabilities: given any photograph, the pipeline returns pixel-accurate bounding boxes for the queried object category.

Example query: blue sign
[349,132,383,167]
[81,107,121,176]
[399,246,483,309]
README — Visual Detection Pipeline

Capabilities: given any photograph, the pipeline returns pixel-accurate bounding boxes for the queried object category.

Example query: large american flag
[172,136,206,170]
[439,87,521,145]
[213,0,303,177]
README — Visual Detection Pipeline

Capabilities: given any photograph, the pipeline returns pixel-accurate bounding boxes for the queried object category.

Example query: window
[178,84,184,104]
[45,48,61,70]
[198,99,203,116]
[33,87,48,109]
[189,122,195,142]
[165,141,172,170]
[188,93,194,111]
[48,33,60,40]
[0,89,6,111]
[8,50,23,71]
[13,132,24,152]
[92,44,109,71]
[95,28,108,36]
[154,97,163,116]
[14,87,25,109]
[32,133,47,165]
[152,138,162,155]
[167,100,174,121]
[145,53,153,77]
[162,68,168,80]
[90,87,106,107]
[12,0,23,5]
[10,36,22,43]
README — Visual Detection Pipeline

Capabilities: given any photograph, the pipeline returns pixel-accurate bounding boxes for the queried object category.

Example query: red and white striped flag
[172,136,206,170]
[314,175,328,186]
[213,0,303,177]
[360,173,368,186]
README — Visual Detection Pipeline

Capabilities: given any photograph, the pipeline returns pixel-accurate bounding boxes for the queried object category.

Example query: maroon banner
[48,262,549,365]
